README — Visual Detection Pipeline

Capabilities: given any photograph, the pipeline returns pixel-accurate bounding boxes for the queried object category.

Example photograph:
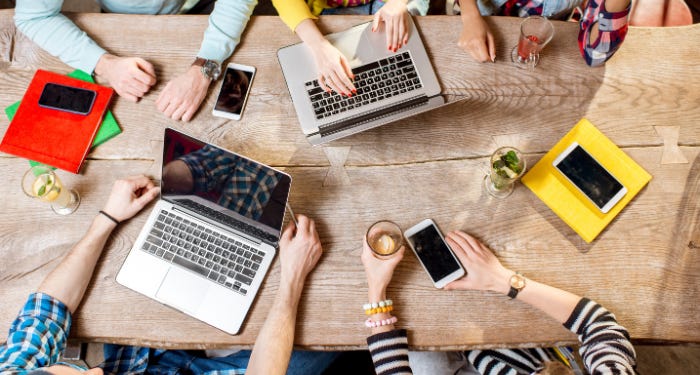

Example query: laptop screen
[160,128,291,243]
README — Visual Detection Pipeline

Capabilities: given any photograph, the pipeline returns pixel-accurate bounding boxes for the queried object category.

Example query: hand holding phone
[404,219,465,288]
[443,231,511,293]
[212,63,256,120]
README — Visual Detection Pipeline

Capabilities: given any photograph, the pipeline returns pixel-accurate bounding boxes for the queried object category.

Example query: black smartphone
[38,82,97,115]
[553,142,627,214]
[404,219,465,288]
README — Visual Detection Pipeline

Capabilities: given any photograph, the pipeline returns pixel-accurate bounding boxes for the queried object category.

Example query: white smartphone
[404,219,465,289]
[553,142,627,214]
[212,63,256,120]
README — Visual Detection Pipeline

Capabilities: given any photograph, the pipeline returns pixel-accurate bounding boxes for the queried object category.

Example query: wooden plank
[1,145,698,348]
[2,12,698,166]
[1,11,699,348]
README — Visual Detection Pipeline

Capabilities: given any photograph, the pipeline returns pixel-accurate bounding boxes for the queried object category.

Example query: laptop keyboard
[176,198,278,245]
[141,210,266,296]
[305,51,423,120]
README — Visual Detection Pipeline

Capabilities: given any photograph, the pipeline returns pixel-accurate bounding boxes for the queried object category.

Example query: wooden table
[1,10,699,350]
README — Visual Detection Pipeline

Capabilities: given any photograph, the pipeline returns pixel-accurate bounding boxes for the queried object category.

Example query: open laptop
[116,128,291,334]
[278,15,444,145]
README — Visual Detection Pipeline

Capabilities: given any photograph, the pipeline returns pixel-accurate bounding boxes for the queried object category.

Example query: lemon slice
[32,175,59,202]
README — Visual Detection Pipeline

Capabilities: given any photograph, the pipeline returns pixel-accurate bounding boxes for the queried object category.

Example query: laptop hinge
[314,94,429,137]
[171,206,262,245]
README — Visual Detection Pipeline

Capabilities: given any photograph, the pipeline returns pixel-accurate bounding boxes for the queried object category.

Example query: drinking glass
[21,165,80,215]
[366,220,403,258]
[510,16,555,70]
[483,147,527,198]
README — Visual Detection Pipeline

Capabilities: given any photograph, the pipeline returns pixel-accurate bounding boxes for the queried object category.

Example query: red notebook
[0,69,114,173]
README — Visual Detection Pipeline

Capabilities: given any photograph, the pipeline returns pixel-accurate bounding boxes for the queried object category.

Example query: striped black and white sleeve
[564,298,637,375]
[366,329,413,375]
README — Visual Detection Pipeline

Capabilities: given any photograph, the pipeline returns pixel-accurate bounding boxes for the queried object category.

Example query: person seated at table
[14,0,256,121]
[455,0,631,66]
[0,175,337,375]
[271,0,429,96]
[360,230,637,374]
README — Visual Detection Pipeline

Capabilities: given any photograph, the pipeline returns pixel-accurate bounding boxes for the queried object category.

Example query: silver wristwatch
[192,57,221,81]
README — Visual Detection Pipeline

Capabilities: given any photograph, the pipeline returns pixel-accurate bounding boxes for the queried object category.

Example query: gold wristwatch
[507,272,526,299]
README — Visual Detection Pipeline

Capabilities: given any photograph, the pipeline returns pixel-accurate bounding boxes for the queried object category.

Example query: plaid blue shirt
[0,293,248,375]
[0,293,75,374]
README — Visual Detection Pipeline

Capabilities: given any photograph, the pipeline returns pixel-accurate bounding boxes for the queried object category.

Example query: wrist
[367,286,387,302]
[492,268,514,295]
[94,53,114,77]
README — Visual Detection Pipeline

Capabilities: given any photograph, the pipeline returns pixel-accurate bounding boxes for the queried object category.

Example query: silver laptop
[117,128,291,334]
[278,15,444,145]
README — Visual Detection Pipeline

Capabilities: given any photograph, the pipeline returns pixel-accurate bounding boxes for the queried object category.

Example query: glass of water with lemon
[366,221,403,258]
[22,165,80,215]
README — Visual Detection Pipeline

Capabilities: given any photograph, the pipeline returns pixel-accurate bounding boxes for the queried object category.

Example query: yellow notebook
[521,119,651,243]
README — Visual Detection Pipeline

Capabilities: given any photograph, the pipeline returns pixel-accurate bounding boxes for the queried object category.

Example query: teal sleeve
[14,0,107,74]
[196,0,258,64]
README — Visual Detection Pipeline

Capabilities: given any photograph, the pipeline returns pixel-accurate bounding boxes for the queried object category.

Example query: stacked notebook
[522,118,652,243]
[1,69,117,173]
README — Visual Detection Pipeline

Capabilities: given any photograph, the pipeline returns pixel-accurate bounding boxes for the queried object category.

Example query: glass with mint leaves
[483,147,526,198]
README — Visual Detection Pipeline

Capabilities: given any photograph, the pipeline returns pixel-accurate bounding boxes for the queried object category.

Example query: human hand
[310,39,356,96]
[458,12,496,62]
[443,231,511,294]
[372,0,410,52]
[101,175,160,222]
[94,54,156,101]
[361,238,404,300]
[278,215,323,287]
[156,66,211,121]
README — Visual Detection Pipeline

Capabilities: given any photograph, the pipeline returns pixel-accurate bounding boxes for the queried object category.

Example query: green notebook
[4,70,121,168]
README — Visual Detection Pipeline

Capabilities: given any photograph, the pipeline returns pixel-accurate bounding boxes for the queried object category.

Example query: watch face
[204,61,221,80]
[510,274,526,289]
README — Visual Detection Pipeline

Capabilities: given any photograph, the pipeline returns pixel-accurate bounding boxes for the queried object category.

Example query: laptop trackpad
[156,268,209,314]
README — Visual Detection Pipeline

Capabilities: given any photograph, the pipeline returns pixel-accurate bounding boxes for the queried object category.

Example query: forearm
[502,274,581,324]
[197,0,257,64]
[14,0,106,73]
[459,0,481,22]
[247,279,304,375]
[294,19,328,49]
[37,215,116,313]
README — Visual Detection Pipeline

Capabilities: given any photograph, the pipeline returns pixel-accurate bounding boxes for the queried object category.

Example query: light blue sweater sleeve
[197,0,258,64]
[14,0,107,74]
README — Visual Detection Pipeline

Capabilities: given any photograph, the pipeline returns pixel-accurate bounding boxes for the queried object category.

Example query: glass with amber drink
[366,220,403,258]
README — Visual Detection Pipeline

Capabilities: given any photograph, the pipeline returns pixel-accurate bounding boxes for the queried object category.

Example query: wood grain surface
[0,10,699,349]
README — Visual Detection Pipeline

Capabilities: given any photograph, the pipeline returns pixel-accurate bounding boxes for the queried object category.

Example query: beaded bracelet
[364,315,398,328]
[363,299,394,315]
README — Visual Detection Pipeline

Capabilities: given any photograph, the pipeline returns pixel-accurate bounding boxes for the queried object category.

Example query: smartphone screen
[214,66,254,116]
[38,83,96,115]
[554,145,624,210]
[406,224,462,282]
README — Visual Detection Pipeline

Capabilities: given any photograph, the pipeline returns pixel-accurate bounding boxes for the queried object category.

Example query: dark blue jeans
[144,349,339,375]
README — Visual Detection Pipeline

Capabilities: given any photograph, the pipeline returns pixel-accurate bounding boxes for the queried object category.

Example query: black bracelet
[99,210,120,225]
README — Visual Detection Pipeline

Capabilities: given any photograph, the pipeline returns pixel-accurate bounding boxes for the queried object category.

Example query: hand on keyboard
[372,0,410,52]
[312,40,357,97]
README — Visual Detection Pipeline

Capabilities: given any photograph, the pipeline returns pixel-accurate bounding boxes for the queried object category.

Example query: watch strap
[507,286,520,299]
